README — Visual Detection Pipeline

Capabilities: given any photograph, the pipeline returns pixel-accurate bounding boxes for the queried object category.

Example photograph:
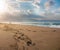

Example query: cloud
[16,0,33,2]
[0,0,60,22]
[39,7,60,20]
[54,8,60,13]
[45,0,55,10]
[32,3,40,8]
[7,0,20,10]
[27,10,33,14]
[0,10,44,22]
[32,0,41,8]
[40,12,60,20]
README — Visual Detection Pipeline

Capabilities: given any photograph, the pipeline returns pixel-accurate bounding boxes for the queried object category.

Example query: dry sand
[0,23,60,50]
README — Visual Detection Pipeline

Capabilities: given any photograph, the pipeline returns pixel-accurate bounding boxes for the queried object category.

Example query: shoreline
[0,23,60,29]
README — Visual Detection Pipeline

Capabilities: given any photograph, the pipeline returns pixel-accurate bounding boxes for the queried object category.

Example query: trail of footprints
[1,25,37,50]
[13,31,36,46]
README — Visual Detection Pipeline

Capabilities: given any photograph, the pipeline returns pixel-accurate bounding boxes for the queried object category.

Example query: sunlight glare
[0,0,8,13]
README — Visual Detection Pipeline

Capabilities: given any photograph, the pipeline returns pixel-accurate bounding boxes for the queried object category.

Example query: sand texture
[0,23,60,50]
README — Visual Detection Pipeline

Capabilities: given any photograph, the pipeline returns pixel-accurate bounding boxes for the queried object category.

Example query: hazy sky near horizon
[0,0,60,22]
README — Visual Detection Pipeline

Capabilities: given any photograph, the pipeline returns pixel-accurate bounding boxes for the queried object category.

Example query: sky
[0,0,60,22]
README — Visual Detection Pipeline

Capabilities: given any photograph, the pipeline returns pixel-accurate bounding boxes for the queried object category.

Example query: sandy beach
[0,23,60,50]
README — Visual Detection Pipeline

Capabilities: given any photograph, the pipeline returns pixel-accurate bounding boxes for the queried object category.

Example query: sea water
[1,20,60,28]
[18,20,60,28]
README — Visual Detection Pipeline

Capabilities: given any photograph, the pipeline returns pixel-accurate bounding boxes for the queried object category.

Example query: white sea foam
[49,25,60,28]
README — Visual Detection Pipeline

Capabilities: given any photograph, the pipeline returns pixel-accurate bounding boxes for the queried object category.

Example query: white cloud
[39,7,60,20]
[45,2,50,10]
[55,8,60,13]
[32,0,41,8]
[44,13,60,20]
[33,0,41,3]
[27,10,33,14]
[44,0,55,11]
[16,0,33,2]
[39,11,45,16]
[32,3,40,8]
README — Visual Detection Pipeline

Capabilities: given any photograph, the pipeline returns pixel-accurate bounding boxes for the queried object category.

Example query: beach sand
[0,23,60,50]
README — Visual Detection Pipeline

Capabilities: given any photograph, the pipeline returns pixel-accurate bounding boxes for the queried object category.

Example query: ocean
[1,20,60,28]
[19,22,60,28]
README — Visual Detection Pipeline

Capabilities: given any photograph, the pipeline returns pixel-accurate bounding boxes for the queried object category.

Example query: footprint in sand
[52,30,56,32]
[33,31,36,32]
[28,30,31,31]
[27,29,36,32]
[20,29,23,30]
[13,31,36,46]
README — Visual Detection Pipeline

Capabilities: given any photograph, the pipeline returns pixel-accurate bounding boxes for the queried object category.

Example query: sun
[0,0,8,13]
